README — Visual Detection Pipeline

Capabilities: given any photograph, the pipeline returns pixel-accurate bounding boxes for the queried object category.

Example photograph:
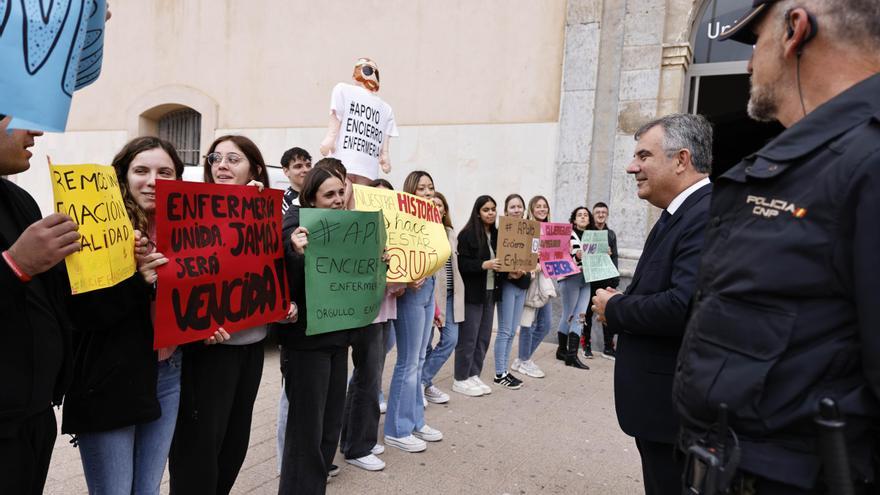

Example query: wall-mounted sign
[693,0,755,64]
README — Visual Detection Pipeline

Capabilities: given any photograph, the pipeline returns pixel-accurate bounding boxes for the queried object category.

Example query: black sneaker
[493,372,523,390]
[601,348,616,361]
[328,464,341,477]
[583,345,594,359]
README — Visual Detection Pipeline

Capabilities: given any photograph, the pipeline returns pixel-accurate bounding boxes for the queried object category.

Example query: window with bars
[158,108,202,167]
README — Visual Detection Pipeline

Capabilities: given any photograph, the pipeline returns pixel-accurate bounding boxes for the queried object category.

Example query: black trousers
[169,341,264,495]
[454,290,495,381]
[0,409,56,495]
[583,282,615,350]
[278,343,349,495]
[635,437,684,495]
[340,324,383,460]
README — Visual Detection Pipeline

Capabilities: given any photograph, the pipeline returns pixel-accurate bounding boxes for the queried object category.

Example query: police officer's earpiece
[785,9,818,56]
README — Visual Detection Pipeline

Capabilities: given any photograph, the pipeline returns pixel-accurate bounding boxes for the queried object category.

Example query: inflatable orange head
[353,58,380,92]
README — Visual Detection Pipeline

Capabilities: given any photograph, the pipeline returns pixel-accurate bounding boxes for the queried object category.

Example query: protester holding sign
[320,58,398,188]
[277,163,370,492]
[491,194,532,390]
[384,171,445,453]
[453,195,502,397]
[421,191,465,404]
[514,195,556,378]
[582,202,619,360]
[61,137,184,494]
[341,177,403,473]
[555,207,592,370]
[0,114,80,494]
[168,135,273,495]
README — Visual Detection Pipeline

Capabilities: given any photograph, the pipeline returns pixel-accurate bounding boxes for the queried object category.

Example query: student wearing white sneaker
[514,196,556,378]
[453,196,502,397]
[492,194,530,390]
[384,171,444,453]
[278,163,377,493]
[421,192,465,404]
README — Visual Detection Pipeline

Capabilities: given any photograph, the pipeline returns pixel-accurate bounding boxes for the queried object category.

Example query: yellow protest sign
[353,184,451,282]
[51,163,135,294]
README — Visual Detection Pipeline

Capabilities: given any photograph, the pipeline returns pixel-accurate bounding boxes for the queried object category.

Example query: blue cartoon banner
[0,0,106,132]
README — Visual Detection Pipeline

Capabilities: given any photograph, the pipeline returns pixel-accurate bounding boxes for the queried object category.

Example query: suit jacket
[605,183,711,443]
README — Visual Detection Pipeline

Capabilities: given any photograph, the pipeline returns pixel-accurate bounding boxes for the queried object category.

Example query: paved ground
[45,328,643,494]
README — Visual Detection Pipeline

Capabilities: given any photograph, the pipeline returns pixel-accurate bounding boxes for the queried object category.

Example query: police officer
[673,1,880,493]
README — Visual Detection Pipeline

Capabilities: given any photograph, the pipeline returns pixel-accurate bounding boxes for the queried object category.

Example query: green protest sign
[581,230,620,283]
[301,209,387,335]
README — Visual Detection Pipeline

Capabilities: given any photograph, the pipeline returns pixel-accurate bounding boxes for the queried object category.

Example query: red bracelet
[2,250,32,282]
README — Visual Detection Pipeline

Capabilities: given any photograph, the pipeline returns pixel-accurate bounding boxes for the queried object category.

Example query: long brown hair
[433,191,453,229]
[202,135,270,186]
[111,136,184,234]
[527,195,551,222]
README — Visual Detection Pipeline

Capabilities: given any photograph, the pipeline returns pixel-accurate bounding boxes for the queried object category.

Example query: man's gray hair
[778,0,880,49]
[634,113,713,174]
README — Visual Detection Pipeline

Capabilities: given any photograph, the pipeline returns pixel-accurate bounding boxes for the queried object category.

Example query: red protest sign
[153,181,288,348]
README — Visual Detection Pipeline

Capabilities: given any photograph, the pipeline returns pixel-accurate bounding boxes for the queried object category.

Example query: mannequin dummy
[320,58,398,186]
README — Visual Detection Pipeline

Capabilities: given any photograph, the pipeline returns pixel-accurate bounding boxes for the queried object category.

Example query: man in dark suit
[591,113,713,495]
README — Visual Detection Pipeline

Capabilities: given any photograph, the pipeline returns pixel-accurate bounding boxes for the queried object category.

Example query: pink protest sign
[539,222,581,279]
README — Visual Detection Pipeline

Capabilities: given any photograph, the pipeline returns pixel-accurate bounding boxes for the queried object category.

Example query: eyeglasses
[206,152,245,166]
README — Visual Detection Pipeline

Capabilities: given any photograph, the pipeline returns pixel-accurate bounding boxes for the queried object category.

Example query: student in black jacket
[0,115,79,494]
[278,162,384,494]
[61,137,186,495]
[452,195,502,398]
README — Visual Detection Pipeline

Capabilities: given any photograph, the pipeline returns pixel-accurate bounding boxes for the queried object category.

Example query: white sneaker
[346,453,386,471]
[511,358,523,373]
[470,376,492,395]
[520,360,546,378]
[371,443,385,455]
[413,424,443,442]
[424,385,450,404]
[384,434,427,453]
[422,388,428,408]
[379,401,387,414]
[452,379,484,397]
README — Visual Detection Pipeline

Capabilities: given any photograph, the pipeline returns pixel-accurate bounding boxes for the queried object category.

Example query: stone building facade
[12,0,763,274]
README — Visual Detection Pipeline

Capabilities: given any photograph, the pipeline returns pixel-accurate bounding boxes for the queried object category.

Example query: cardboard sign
[0,0,106,131]
[539,222,581,279]
[496,216,541,272]
[51,163,135,294]
[153,181,288,348]
[581,230,620,282]
[301,209,387,335]
[352,184,451,282]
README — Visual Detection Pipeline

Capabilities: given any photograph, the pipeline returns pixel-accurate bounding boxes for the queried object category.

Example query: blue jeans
[384,278,435,438]
[421,290,459,388]
[558,275,590,336]
[276,385,288,474]
[78,349,182,495]
[519,303,553,361]
[494,280,527,374]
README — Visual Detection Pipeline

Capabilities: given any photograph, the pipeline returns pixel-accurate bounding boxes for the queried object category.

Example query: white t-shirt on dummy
[329,83,399,180]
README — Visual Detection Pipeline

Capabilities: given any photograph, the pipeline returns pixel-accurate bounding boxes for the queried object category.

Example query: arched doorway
[686,0,784,178]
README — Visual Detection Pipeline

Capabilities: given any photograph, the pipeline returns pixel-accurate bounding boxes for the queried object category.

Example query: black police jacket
[674,73,880,489]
